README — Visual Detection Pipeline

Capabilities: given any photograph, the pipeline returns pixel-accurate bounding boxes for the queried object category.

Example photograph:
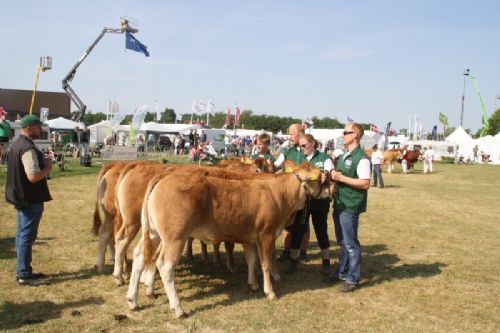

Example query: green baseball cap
[20,115,47,128]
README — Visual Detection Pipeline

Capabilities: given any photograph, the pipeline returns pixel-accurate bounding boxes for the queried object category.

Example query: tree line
[73,107,500,137]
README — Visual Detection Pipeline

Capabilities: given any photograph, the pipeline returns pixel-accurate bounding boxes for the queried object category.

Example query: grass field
[0,158,499,332]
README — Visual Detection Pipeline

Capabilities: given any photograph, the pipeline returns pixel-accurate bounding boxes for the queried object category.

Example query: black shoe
[320,262,332,276]
[285,259,299,274]
[277,249,290,262]
[17,276,42,286]
[298,250,308,262]
[327,274,343,284]
[338,282,358,292]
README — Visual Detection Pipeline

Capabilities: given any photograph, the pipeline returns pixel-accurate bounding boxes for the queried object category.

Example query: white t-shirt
[371,150,384,165]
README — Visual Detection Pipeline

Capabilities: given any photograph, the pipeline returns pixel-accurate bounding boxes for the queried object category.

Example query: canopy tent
[474,134,500,164]
[46,117,85,130]
[446,127,475,161]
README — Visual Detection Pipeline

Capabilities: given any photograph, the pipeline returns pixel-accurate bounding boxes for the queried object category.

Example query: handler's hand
[330,170,343,182]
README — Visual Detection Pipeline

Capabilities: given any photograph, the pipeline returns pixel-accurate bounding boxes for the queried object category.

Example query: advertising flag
[346,115,353,123]
[439,112,449,126]
[192,100,199,115]
[370,123,379,132]
[235,104,241,126]
[131,104,150,130]
[125,32,150,57]
[207,100,215,115]
[198,102,206,116]
[225,108,231,126]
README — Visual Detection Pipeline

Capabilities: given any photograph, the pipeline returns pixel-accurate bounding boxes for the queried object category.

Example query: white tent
[46,117,84,130]
[474,134,500,164]
[446,127,475,161]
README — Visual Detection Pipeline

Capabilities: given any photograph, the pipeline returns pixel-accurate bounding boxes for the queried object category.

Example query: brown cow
[126,162,322,318]
[383,149,400,173]
[93,160,158,272]
[93,161,129,272]
[113,158,274,285]
[402,149,422,173]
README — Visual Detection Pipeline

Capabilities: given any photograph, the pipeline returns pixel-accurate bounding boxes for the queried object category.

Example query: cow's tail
[142,173,166,268]
[93,163,114,236]
[92,200,101,236]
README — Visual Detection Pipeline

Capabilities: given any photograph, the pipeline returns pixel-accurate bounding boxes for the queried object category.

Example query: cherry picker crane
[62,18,139,121]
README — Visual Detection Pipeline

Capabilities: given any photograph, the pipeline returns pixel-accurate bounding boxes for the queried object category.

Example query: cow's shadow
[144,243,445,315]
[0,296,104,330]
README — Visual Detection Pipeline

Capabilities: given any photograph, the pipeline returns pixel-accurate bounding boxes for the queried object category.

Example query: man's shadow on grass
[0,296,104,330]
[0,237,16,260]
[361,244,446,287]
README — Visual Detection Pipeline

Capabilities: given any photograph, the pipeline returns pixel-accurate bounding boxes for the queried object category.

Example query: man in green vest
[329,122,371,292]
[274,124,307,266]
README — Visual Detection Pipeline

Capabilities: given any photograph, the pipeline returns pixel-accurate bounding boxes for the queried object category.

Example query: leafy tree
[159,108,176,123]
[486,108,500,136]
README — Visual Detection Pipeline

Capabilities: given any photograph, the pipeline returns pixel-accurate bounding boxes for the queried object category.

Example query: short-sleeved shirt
[21,149,41,175]
[0,121,11,138]
[342,149,371,180]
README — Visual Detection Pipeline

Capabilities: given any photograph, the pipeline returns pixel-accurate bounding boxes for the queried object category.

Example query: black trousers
[290,199,331,250]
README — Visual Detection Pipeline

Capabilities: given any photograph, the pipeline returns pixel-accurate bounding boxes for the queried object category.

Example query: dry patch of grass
[1,161,499,332]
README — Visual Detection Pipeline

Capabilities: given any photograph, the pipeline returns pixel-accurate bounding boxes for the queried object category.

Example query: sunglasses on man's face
[343,131,355,136]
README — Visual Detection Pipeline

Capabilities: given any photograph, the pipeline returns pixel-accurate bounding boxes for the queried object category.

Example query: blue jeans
[15,203,44,278]
[333,210,361,285]
[372,164,384,188]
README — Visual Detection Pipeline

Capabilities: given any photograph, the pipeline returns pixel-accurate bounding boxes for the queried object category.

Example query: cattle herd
[93,158,323,318]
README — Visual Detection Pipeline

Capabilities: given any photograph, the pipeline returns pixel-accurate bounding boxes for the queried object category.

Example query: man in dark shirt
[5,115,52,286]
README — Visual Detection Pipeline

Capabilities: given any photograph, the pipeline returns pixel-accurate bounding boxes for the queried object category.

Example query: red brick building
[0,88,71,121]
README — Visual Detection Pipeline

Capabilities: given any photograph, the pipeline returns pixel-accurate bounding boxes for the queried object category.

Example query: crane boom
[62,18,138,121]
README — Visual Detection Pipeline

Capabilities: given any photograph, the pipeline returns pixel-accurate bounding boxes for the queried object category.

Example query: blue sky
[1,0,499,132]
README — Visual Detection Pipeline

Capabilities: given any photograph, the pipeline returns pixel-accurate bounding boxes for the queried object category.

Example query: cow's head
[283,160,323,199]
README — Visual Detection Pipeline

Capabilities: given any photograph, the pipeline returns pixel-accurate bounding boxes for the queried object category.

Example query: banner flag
[207,100,215,115]
[192,100,199,115]
[131,104,150,130]
[439,112,449,126]
[470,76,490,136]
[176,113,183,122]
[125,32,150,57]
[235,104,241,126]
[198,101,206,116]
[225,108,231,126]
[385,122,392,136]
[370,123,379,132]
[346,115,353,123]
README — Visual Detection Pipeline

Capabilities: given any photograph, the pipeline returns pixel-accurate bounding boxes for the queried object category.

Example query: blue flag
[125,32,150,57]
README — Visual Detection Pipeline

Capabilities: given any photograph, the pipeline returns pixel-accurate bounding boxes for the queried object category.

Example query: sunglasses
[300,143,311,148]
[343,131,355,136]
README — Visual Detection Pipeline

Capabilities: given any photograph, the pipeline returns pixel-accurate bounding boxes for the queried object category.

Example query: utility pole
[460,68,470,127]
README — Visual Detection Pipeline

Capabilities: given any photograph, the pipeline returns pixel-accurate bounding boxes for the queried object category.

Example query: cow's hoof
[114,276,125,286]
[95,265,105,274]
[267,292,278,300]
[247,284,259,292]
[174,309,189,319]
[127,299,138,310]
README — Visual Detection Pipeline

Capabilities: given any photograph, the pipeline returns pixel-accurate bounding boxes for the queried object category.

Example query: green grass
[0,161,499,332]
